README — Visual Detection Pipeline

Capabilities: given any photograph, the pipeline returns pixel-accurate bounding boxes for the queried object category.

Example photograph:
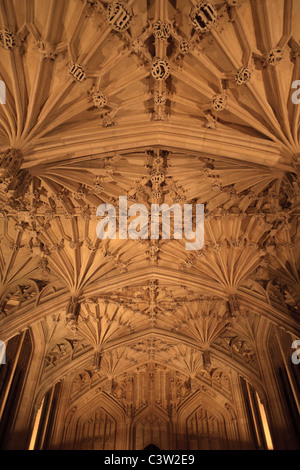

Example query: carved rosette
[235,67,251,85]
[151,58,171,80]
[179,40,190,54]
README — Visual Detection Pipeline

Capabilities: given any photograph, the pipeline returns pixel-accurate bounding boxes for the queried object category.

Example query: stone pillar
[256,318,299,449]
[274,326,300,415]
[49,374,73,449]
[230,370,254,449]
[6,325,44,450]
[0,330,25,421]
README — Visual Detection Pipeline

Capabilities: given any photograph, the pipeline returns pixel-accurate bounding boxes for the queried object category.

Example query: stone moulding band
[25,123,282,168]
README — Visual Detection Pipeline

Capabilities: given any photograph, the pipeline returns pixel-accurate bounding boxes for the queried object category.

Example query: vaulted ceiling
[0,0,299,416]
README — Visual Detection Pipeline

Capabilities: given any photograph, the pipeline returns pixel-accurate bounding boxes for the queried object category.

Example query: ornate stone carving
[0,28,16,50]
[0,0,298,450]
[65,297,80,332]
[93,351,103,372]
[153,20,171,40]
[187,405,222,442]
[265,48,284,66]
[93,176,104,193]
[38,257,50,275]
[0,282,39,317]
[151,58,171,80]
[44,340,72,368]
[68,63,86,82]
[146,240,160,265]
[0,149,23,184]
[202,350,212,370]
[107,1,131,32]
[218,335,257,366]
[150,169,165,185]
[204,112,217,128]
[190,2,217,33]
[235,67,251,85]
[91,89,107,108]
[228,294,239,318]
[6,169,32,200]
[129,336,171,358]
[179,40,190,54]
[102,112,115,127]
[74,185,87,200]
[212,93,228,111]
[154,90,167,105]
[76,408,116,450]
[34,41,58,60]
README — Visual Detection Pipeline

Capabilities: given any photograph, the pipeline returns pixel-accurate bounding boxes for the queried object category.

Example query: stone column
[48,374,73,449]
[230,370,254,449]
[256,318,299,449]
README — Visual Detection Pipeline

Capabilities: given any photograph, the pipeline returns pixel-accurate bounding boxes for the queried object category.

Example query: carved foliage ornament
[154,91,167,105]
[179,40,190,54]
[266,48,284,66]
[91,90,107,108]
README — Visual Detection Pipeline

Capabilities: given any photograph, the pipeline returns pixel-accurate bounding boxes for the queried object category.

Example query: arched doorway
[143,443,160,451]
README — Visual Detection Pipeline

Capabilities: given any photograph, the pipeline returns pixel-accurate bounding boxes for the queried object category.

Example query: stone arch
[69,370,92,402]
[176,390,239,450]
[0,280,39,317]
[210,367,232,397]
[131,407,171,450]
[62,391,126,450]
[43,339,73,371]
[75,407,117,450]
[36,280,66,306]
